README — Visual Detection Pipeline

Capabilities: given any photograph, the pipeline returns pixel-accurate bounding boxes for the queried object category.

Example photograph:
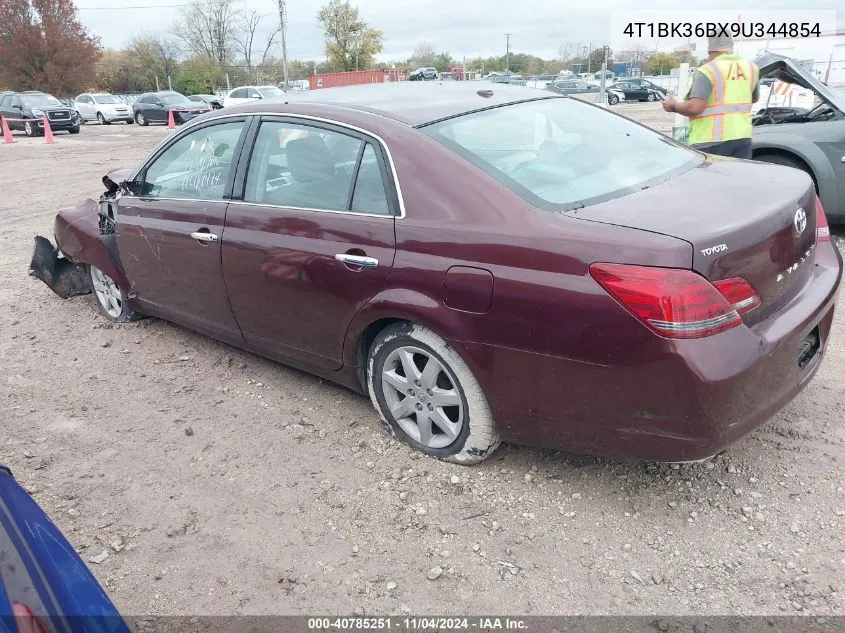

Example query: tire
[126,118,134,125]
[24,121,39,137]
[755,153,817,191]
[135,112,147,126]
[97,112,110,125]
[647,92,657,102]
[367,323,500,464]
[88,265,143,323]
[607,93,619,106]
[69,125,80,134]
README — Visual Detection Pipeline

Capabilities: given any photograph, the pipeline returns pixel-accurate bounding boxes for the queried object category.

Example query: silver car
[74,93,134,125]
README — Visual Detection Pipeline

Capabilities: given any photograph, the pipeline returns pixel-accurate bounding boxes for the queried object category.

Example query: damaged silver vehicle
[752,52,845,223]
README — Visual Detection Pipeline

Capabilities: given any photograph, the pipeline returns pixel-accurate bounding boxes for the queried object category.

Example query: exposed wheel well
[753,149,818,192]
[354,318,407,391]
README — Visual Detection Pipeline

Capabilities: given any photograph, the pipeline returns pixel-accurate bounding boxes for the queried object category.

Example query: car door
[75,95,92,120]
[114,117,251,341]
[222,117,398,370]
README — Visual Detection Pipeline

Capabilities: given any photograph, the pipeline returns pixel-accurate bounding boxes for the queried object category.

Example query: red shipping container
[309,69,408,90]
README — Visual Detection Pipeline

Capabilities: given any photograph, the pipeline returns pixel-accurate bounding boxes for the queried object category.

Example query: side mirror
[120,179,143,196]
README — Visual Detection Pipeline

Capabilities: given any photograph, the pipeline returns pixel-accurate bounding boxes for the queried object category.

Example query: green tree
[646,52,679,75]
[433,52,454,72]
[317,0,383,71]
[173,56,225,94]
[589,45,614,73]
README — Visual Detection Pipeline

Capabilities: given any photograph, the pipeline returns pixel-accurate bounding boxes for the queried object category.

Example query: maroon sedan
[30,83,842,464]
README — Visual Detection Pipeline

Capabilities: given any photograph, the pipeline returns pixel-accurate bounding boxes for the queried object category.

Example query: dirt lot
[2,105,845,617]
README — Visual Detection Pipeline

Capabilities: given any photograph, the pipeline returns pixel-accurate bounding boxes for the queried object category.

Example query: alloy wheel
[379,346,464,449]
[90,266,123,319]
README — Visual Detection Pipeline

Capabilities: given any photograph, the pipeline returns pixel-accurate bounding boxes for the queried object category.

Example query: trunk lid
[566,158,817,322]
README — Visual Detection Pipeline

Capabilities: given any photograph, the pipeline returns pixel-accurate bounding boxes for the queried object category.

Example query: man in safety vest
[662,35,759,158]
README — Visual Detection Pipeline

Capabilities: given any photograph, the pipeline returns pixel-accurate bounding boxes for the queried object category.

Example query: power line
[77,3,193,9]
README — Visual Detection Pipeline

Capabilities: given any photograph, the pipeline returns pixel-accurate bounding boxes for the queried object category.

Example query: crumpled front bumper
[28,235,91,299]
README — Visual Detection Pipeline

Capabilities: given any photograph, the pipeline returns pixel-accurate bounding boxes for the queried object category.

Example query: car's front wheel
[647,92,658,102]
[97,112,109,125]
[24,121,39,136]
[368,323,500,464]
[607,93,619,105]
[69,125,80,134]
[89,265,142,322]
[135,112,147,126]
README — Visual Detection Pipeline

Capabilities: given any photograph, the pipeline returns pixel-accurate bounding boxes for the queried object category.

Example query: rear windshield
[421,97,702,211]
[259,86,284,98]
[93,94,120,104]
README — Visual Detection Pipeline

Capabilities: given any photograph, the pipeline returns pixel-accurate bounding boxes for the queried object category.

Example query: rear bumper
[457,240,842,461]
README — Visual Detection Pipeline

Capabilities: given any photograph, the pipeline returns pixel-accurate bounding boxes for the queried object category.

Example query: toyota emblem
[794,208,807,235]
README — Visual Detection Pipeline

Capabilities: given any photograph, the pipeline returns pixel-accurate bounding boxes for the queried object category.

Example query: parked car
[29,82,841,464]
[132,90,210,126]
[617,77,668,96]
[410,67,438,81]
[223,85,285,108]
[0,91,81,136]
[188,93,224,110]
[547,79,601,95]
[607,80,664,104]
[0,465,131,631]
[595,70,615,80]
[751,52,845,222]
[75,92,134,124]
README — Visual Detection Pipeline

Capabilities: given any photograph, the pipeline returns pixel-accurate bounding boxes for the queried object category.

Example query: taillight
[816,195,830,242]
[12,603,49,633]
[713,277,761,315]
[589,263,753,339]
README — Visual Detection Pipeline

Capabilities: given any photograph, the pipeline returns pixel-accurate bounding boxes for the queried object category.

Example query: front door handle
[335,253,378,268]
[191,230,218,243]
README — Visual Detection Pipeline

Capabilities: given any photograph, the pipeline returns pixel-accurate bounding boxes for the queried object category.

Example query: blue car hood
[0,467,129,633]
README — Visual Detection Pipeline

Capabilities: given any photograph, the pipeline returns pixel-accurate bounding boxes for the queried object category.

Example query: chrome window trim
[231,200,395,219]
[129,110,407,219]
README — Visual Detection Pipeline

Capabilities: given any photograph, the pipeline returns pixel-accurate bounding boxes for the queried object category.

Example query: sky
[76,0,843,62]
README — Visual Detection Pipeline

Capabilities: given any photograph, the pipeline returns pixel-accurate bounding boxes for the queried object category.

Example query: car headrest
[286,135,335,183]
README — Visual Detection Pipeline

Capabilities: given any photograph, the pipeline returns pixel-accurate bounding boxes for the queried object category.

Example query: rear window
[421,97,702,211]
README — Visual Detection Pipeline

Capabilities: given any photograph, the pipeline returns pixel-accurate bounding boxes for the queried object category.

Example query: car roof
[278,81,559,126]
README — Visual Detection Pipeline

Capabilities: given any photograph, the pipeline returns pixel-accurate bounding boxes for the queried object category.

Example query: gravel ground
[1,107,844,617]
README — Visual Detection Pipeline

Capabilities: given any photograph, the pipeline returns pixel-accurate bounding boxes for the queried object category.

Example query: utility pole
[588,43,592,74]
[278,0,289,92]
[505,33,511,74]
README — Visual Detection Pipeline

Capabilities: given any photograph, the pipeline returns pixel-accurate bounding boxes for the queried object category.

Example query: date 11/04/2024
[308,617,529,631]
[622,21,822,39]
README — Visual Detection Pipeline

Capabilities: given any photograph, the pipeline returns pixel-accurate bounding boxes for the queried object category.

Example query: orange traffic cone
[167,109,176,129]
[41,116,55,144]
[1,116,13,144]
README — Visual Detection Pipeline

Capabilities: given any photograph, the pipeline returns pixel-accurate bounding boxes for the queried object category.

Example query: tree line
[0,0,702,97]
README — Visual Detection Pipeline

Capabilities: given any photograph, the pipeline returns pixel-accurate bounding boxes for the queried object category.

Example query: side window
[142,121,245,200]
[249,88,262,99]
[244,121,362,211]
[351,143,390,215]
[138,96,150,104]
[232,89,247,99]
[0,95,10,108]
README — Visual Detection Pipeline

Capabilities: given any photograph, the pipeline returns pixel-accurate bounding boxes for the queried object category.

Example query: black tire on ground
[136,112,147,126]
[608,93,619,105]
[126,118,134,124]
[97,112,109,125]
[367,322,500,464]
[69,126,80,134]
[88,265,144,323]
[24,121,39,137]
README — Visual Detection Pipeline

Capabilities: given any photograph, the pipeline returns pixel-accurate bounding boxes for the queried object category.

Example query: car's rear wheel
[135,112,147,126]
[89,265,142,322]
[367,323,500,464]
[608,93,619,105]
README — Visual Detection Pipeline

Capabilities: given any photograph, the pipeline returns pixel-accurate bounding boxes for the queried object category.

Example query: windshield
[422,97,702,211]
[161,93,192,105]
[259,87,284,98]
[21,94,61,108]
[93,94,120,104]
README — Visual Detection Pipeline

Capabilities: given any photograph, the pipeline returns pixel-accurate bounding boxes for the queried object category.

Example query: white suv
[222,85,286,108]
[75,93,133,124]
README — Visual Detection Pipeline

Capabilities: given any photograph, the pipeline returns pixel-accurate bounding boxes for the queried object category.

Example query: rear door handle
[191,231,218,243]
[335,253,378,268]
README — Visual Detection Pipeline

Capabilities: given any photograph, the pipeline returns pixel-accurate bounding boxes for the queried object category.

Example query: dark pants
[692,138,752,159]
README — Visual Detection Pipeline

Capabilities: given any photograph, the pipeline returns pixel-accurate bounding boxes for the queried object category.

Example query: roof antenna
[477,89,494,98]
